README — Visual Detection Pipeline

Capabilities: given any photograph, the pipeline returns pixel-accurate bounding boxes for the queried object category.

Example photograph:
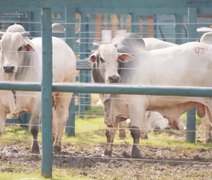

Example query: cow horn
[93,42,100,49]
[21,31,30,37]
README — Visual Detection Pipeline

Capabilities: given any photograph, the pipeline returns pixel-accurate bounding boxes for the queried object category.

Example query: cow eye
[100,57,105,63]
[18,46,23,51]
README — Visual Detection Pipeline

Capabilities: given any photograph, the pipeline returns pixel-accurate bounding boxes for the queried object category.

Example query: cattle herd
[0,24,212,158]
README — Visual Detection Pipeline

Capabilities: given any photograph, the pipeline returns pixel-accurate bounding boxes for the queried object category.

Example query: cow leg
[205,106,212,143]
[29,113,40,154]
[104,122,118,156]
[130,126,141,158]
[119,128,126,139]
[0,108,7,135]
[128,97,147,158]
[118,121,127,139]
[53,92,72,154]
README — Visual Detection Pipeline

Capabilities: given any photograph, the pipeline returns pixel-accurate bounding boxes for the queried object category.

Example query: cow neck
[15,53,32,80]
[118,61,134,83]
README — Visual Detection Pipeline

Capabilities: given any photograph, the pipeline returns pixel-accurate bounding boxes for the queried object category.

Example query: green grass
[65,116,106,144]
[0,172,91,180]
[0,173,43,180]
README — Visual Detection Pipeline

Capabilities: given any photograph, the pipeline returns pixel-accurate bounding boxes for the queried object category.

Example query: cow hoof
[104,149,112,156]
[31,143,40,154]
[131,145,140,158]
[54,145,61,154]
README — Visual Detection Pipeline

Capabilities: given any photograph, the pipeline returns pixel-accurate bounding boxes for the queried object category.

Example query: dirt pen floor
[0,116,212,179]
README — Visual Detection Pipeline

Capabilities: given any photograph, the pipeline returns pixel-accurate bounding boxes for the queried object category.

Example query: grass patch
[65,116,106,144]
[0,172,91,180]
[0,173,44,180]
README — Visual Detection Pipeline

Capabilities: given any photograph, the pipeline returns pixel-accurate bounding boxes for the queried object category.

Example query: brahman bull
[0,24,76,154]
[89,32,211,158]
[90,33,183,135]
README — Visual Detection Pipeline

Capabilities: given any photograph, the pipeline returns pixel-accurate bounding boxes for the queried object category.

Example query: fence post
[41,7,53,178]
[186,7,197,143]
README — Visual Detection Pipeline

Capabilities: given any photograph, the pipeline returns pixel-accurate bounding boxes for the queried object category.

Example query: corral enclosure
[1,0,212,179]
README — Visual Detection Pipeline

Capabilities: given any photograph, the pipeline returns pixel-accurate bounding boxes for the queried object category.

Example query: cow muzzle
[108,75,120,83]
[3,66,15,73]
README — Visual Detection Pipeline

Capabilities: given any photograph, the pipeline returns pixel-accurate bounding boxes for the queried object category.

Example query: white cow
[89,33,212,158]
[0,24,76,154]
[0,24,30,134]
[90,34,184,141]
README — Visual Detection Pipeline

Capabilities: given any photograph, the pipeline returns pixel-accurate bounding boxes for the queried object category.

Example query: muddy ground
[0,133,212,180]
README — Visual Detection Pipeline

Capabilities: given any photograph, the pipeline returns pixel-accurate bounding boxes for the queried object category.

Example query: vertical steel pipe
[186,7,197,143]
[41,7,53,178]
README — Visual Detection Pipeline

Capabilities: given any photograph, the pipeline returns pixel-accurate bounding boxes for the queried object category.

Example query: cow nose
[108,75,120,83]
[3,66,15,73]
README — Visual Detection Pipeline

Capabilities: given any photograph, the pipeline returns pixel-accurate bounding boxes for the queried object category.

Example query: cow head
[0,31,34,80]
[88,44,134,83]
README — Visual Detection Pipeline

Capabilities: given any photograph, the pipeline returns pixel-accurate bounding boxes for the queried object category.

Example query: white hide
[0,28,76,153]
[143,38,177,50]
[124,41,212,142]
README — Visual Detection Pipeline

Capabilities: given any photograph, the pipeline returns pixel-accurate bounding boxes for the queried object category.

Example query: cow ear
[21,31,30,37]
[24,44,35,52]
[93,42,100,50]
[88,54,97,64]
[118,53,134,62]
